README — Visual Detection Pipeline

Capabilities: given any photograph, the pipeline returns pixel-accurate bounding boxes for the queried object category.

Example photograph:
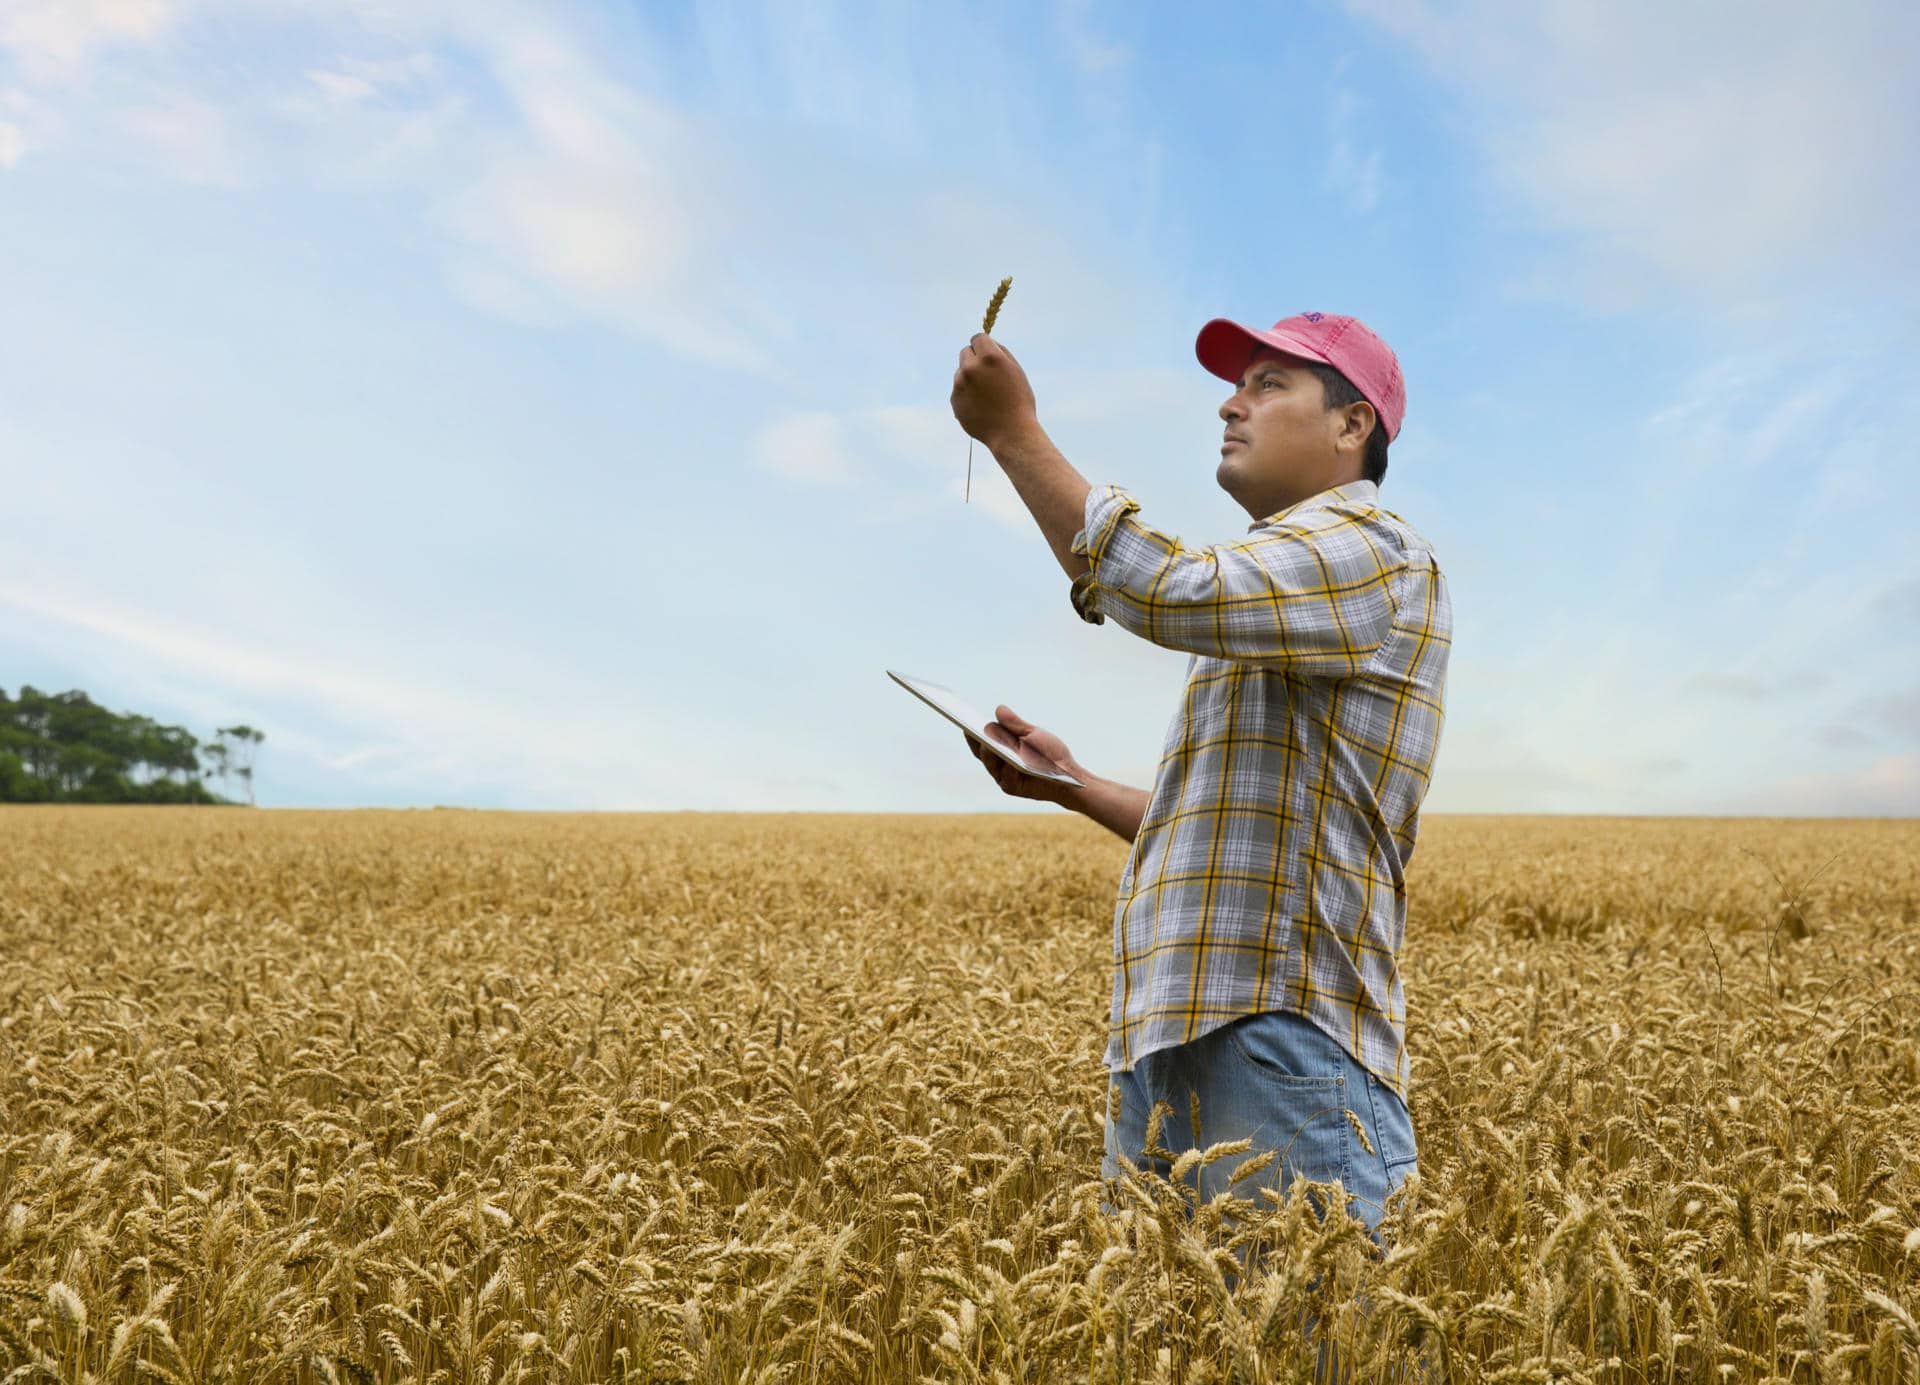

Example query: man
[949,311,1451,1254]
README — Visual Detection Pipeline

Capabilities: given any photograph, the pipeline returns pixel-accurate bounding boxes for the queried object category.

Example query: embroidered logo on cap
[1302,312,1325,322]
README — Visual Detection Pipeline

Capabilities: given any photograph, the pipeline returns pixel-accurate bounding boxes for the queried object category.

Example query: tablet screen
[886,669,1084,787]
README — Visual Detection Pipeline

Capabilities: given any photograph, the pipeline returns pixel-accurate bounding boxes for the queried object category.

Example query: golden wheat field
[2,807,1917,1384]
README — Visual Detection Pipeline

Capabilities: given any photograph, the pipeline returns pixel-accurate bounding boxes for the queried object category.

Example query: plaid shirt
[1068,478,1450,1102]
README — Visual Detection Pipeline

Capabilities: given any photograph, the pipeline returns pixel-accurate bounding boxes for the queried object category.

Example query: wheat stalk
[967,275,1013,503]
[982,276,1012,333]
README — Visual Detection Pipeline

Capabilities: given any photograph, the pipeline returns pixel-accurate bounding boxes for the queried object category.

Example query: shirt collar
[1247,478,1378,532]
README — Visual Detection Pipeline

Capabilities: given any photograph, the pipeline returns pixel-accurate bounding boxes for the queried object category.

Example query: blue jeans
[1100,1011,1423,1379]
[1102,1009,1418,1232]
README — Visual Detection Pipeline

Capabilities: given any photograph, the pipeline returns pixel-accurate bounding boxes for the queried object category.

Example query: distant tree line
[0,685,264,804]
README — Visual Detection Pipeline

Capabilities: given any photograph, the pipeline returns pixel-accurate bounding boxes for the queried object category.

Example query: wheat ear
[982,276,1012,332]
[967,276,1013,503]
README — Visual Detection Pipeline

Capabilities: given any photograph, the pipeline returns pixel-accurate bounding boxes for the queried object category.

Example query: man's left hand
[952,333,1039,452]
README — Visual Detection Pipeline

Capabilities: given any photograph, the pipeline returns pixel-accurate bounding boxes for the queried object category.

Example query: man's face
[1216,345,1363,521]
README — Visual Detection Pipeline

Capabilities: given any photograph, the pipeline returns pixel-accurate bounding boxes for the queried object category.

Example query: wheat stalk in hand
[967,276,1012,503]
[982,276,1011,333]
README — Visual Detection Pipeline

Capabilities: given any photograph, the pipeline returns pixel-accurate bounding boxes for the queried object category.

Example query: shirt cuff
[1068,484,1141,625]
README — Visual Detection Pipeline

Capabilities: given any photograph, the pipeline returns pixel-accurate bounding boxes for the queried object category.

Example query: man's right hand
[963,705,1084,806]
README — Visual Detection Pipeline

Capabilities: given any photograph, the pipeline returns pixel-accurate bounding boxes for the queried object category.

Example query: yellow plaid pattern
[1068,478,1450,1102]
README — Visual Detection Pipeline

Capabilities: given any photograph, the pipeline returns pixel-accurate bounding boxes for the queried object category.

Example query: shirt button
[1336,1076,1345,1086]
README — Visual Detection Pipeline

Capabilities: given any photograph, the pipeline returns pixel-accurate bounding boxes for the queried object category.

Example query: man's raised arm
[951,333,1092,582]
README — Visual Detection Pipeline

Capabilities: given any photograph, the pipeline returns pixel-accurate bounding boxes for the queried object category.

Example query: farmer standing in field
[950,311,1450,1252]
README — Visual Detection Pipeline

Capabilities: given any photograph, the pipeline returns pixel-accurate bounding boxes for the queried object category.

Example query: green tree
[215,724,265,806]
[0,684,246,805]
[201,739,232,798]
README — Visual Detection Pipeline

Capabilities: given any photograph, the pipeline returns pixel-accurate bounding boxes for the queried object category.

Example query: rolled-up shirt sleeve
[1067,484,1406,676]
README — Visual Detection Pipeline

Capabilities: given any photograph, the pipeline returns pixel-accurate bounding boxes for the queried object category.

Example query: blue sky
[1,0,1915,815]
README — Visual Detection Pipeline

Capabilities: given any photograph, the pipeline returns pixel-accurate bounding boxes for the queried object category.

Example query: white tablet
[886,669,1084,787]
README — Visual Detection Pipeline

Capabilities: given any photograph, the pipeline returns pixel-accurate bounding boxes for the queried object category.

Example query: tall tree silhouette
[216,724,266,806]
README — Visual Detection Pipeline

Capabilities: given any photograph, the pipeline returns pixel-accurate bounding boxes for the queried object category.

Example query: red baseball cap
[1195,312,1406,443]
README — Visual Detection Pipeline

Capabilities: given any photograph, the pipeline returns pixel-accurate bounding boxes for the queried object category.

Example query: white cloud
[0,0,180,81]
[868,402,957,463]
[306,69,372,103]
[434,15,783,368]
[450,158,682,307]
[1344,0,1920,306]
[754,412,856,486]
[861,400,1032,528]
[1645,349,1857,474]
[1,2,780,369]
[0,118,22,166]
[120,93,240,185]
[790,398,1042,535]
[439,258,564,328]
[751,401,1036,530]
[948,462,1035,536]
[304,51,439,106]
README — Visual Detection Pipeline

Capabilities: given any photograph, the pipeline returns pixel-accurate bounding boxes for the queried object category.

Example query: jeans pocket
[1222,1012,1347,1089]
[1364,1069,1419,1170]
[1203,1014,1360,1220]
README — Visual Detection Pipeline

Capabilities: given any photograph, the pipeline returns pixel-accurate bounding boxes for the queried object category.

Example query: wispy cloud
[119,92,240,185]
[0,581,829,809]
[754,412,856,486]
[1810,686,1920,754]
[1324,57,1383,215]
[0,2,782,369]
[1682,671,1825,705]
[1343,0,1920,308]
[1749,752,1920,818]
[418,12,780,370]
[303,52,440,106]
[1852,689,1920,744]
[0,0,182,82]
[1644,350,1856,473]
[750,400,1037,532]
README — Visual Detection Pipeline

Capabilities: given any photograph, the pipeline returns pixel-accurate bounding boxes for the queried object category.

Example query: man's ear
[1340,401,1377,451]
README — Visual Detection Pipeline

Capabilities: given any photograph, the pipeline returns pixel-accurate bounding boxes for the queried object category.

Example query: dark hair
[1301,361,1389,487]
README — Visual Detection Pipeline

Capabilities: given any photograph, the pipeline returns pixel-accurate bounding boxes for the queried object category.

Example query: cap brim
[1195,318,1333,383]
